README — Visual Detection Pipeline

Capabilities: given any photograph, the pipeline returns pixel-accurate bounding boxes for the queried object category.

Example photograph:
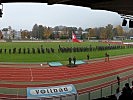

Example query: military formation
[0,46,55,54]
[58,44,133,53]
[0,44,132,54]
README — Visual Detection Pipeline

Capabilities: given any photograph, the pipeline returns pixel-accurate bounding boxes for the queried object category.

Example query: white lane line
[30,68,33,81]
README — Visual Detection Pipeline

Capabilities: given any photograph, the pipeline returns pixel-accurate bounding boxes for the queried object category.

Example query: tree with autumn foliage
[99,27,107,40]
[21,30,31,40]
[88,28,96,39]
[115,25,124,36]
[43,26,52,39]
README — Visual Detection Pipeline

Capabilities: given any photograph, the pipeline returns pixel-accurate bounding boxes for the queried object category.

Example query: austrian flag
[72,33,81,43]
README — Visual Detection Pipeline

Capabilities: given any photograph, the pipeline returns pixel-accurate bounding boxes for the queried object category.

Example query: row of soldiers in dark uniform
[0,44,132,54]
[58,44,133,53]
[96,45,125,51]
[0,47,55,54]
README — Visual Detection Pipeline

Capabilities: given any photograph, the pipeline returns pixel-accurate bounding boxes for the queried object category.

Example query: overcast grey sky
[0,3,122,31]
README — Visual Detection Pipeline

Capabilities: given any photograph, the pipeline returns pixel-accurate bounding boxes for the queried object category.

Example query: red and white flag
[72,33,81,43]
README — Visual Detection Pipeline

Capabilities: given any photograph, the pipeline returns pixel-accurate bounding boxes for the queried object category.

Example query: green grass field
[0,41,133,63]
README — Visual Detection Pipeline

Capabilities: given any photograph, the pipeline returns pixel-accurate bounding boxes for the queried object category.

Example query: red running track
[0,56,133,86]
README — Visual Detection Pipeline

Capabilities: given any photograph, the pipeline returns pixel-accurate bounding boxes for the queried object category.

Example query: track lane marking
[30,68,33,81]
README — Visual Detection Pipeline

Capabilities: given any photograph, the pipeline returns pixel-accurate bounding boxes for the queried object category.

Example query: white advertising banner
[27,84,77,99]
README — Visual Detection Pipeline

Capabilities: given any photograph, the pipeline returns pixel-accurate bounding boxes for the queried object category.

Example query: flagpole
[71,31,73,61]
[71,30,75,65]
[71,30,81,66]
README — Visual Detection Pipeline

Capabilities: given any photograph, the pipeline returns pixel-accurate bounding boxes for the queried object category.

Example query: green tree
[105,24,113,39]
[38,25,44,40]
[32,24,38,39]
[112,28,118,37]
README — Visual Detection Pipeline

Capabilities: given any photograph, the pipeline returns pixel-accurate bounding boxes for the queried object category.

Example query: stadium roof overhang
[0,0,133,15]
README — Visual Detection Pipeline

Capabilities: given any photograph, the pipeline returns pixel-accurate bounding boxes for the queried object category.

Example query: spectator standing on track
[68,57,72,65]
[105,52,109,62]
[73,56,76,65]
[87,53,90,60]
